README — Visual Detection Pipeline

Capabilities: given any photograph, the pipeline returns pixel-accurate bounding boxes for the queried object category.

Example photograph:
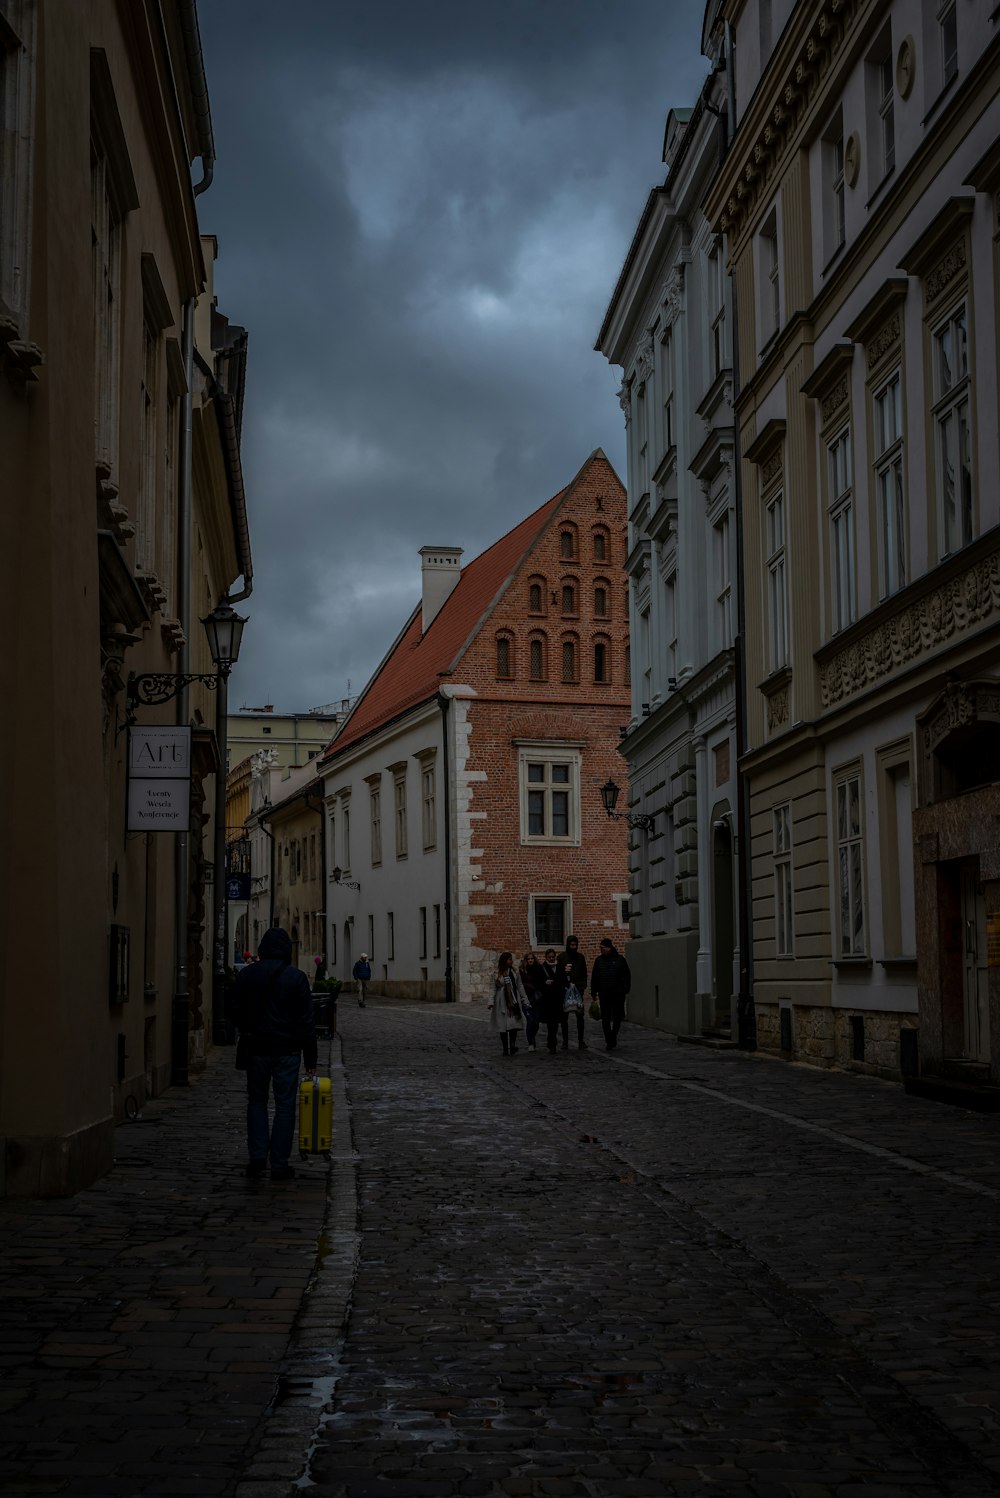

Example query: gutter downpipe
[725,22,756,1051]
[176,0,215,197]
[171,297,195,1086]
[437,692,454,1003]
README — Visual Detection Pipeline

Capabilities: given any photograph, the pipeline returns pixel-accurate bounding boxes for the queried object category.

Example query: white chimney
[419,546,463,633]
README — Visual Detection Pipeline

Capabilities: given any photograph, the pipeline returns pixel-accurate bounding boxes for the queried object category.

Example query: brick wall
[451,452,632,988]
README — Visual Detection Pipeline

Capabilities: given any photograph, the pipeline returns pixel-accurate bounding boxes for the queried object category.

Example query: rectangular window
[708,242,726,379]
[393,771,408,859]
[342,801,351,869]
[759,212,780,346]
[878,54,894,175]
[387,912,394,961]
[661,326,675,448]
[369,786,381,866]
[327,809,336,873]
[714,510,732,649]
[639,606,652,705]
[836,772,866,957]
[561,639,576,683]
[530,897,569,949]
[636,383,649,495]
[938,0,957,87]
[665,571,678,681]
[367,914,374,961]
[0,0,35,333]
[933,303,972,556]
[773,803,793,956]
[419,906,427,960]
[766,490,788,671]
[828,429,855,633]
[421,764,435,850]
[520,748,580,845]
[873,373,906,596]
[878,746,915,960]
[433,903,441,959]
[828,127,845,254]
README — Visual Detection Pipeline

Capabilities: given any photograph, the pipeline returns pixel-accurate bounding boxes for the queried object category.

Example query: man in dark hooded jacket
[590,937,631,1051]
[234,927,317,1180]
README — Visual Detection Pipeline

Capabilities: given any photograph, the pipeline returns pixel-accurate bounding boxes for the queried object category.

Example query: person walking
[539,948,568,1052]
[590,936,632,1051]
[352,953,372,1006]
[489,951,527,1057]
[558,934,589,1049]
[234,927,317,1181]
[519,952,544,1050]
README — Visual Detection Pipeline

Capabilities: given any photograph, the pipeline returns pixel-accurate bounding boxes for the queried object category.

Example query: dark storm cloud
[197,1,706,712]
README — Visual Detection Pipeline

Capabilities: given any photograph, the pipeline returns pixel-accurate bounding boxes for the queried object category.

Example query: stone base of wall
[2,1114,115,1198]
[755,1001,915,1081]
[371,980,448,1002]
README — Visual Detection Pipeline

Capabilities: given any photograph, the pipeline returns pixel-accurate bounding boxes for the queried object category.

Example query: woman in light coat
[488,951,528,1057]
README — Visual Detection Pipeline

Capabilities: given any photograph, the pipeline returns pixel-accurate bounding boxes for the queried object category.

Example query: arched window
[529,634,546,681]
[592,526,610,561]
[496,633,513,679]
[594,582,609,617]
[529,581,543,612]
[561,581,577,615]
[559,524,578,559]
[561,636,578,683]
[593,637,611,683]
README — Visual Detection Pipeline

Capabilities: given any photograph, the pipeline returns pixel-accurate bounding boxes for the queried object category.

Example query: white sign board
[128,726,192,830]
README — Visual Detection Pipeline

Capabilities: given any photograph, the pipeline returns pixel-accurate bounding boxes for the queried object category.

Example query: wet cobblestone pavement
[4,1002,1000,1497]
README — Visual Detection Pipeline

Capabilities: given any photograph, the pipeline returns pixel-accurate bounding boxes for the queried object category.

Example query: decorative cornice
[711,0,860,244]
[819,545,1000,708]
[924,239,967,307]
[745,417,786,468]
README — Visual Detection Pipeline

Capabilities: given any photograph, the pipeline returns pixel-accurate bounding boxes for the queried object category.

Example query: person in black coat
[558,934,589,1050]
[234,927,317,1180]
[539,948,568,1052]
[590,937,632,1051]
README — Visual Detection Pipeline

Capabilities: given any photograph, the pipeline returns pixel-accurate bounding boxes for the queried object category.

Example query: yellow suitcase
[298,1074,332,1157]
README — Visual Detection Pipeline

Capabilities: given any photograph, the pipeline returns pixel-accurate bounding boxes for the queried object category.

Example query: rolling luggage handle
[299,1033,334,1160]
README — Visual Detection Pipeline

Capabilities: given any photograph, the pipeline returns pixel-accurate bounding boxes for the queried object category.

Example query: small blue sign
[226,876,250,901]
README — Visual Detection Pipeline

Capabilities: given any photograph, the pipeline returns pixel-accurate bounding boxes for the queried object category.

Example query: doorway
[712,816,735,1030]
[960,859,989,1063]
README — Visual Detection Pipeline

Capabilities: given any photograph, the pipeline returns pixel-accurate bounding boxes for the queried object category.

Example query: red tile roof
[321,485,568,762]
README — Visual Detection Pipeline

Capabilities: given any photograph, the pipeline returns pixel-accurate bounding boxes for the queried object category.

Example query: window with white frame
[873,372,906,597]
[933,302,972,556]
[828,428,855,633]
[639,604,652,706]
[773,803,793,956]
[759,211,780,346]
[519,746,580,845]
[938,0,957,88]
[369,784,381,865]
[660,327,675,449]
[636,382,649,495]
[877,53,894,177]
[765,489,788,671]
[708,241,726,379]
[419,760,436,850]
[665,570,678,681]
[0,0,35,334]
[613,893,631,929]
[530,895,570,949]
[393,767,408,859]
[714,509,733,650]
[835,771,866,956]
[825,117,846,258]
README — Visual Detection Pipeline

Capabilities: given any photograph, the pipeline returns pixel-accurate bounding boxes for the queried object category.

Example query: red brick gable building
[320,450,631,1003]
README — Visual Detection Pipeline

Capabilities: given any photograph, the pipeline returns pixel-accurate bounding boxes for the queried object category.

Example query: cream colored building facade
[706,0,1000,1087]
[0,1,251,1193]
[227,706,346,773]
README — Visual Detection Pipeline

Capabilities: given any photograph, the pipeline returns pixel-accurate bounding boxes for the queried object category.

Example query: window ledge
[922,72,959,130]
[879,955,917,969]
[821,241,847,279]
[865,165,896,212]
[831,957,874,970]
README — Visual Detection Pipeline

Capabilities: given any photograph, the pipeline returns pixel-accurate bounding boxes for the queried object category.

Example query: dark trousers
[525,1004,540,1046]
[600,998,626,1049]
[500,1030,519,1055]
[546,1014,569,1050]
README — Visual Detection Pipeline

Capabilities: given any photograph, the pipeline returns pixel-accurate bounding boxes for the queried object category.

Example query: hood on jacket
[258,927,292,963]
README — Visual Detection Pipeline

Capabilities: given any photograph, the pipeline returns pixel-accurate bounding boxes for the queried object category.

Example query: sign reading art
[127,726,192,831]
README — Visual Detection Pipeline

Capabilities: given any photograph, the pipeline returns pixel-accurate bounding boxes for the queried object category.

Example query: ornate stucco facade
[597,70,740,1038]
[705,0,1000,1087]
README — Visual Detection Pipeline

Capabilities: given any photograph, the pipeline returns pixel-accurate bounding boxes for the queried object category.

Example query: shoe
[528,1042,536,1051]
[547,1045,556,1053]
[245,1159,267,1177]
[561,1041,568,1050]
[270,1166,296,1181]
[578,1040,588,1050]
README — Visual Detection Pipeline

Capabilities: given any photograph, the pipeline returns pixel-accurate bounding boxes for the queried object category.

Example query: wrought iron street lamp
[331,865,361,892]
[204,605,248,1045]
[600,778,655,834]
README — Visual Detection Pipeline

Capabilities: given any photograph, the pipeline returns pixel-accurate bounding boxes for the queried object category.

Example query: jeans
[246,1053,301,1170]
[525,1003,540,1046]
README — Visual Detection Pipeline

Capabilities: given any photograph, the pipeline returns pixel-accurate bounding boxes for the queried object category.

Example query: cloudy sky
[197,1,706,713]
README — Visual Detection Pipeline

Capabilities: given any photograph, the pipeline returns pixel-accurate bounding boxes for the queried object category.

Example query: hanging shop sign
[127,725,192,831]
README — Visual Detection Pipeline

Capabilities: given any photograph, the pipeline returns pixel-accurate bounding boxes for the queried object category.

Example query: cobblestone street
[5,1002,1000,1497]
